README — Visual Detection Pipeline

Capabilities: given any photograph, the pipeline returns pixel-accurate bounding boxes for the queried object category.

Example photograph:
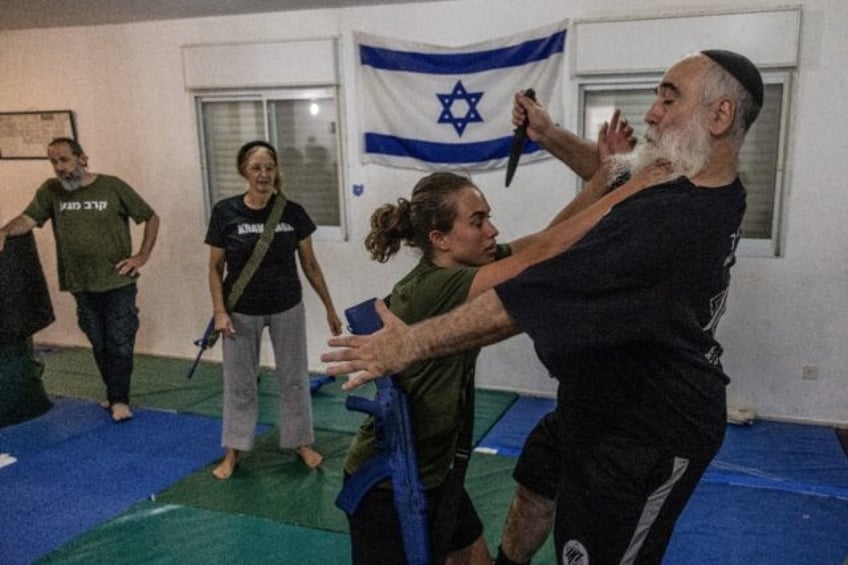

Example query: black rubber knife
[505,88,536,187]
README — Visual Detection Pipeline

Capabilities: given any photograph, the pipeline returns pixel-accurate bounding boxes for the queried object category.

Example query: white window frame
[195,86,347,241]
[576,70,792,257]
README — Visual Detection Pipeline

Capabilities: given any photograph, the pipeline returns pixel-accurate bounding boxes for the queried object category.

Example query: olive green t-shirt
[24,175,155,293]
[344,244,511,488]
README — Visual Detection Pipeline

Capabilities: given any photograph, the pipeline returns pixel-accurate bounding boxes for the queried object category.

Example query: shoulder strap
[226,192,287,311]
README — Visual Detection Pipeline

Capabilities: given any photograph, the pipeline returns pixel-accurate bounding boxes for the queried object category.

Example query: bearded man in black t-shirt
[323,50,764,565]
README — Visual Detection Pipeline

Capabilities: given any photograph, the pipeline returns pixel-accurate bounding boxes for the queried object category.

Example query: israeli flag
[356,22,567,171]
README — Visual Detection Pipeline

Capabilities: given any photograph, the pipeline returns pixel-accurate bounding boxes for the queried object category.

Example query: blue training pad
[0,396,225,565]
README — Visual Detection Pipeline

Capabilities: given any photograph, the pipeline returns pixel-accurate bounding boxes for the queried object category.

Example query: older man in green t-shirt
[0,137,159,422]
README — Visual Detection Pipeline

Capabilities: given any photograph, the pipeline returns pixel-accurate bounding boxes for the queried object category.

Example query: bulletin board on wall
[0,111,77,159]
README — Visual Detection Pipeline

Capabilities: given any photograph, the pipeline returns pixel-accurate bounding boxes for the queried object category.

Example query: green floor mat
[310,378,377,433]
[37,501,351,564]
[42,446,554,564]
[154,429,533,536]
[317,379,516,440]
[156,428,354,533]
[156,425,554,562]
[37,345,353,425]
[472,388,517,444]
[464,453,556,564]
[33,346,544,563]
[38,345,223,411]
[37,345,517,438]
[182,374,380,432]
[38,346,105,400]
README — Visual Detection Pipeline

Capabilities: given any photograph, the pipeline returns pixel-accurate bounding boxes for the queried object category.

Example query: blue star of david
[437,80,484,137]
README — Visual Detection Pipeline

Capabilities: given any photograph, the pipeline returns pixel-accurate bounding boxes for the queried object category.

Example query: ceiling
[0,0,431,31]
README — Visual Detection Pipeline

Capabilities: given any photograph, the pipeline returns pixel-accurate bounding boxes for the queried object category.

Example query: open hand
[321,299,412,391]
[597,109,636,160]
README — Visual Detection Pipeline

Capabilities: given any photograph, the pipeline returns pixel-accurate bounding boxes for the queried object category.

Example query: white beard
[59,177,81,191]
[58,167,85,191]
[607,113,711,186]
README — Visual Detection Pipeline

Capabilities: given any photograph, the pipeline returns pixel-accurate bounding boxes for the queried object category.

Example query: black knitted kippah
[701,49,764,108]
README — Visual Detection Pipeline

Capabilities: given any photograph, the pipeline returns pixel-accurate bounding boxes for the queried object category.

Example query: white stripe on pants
[220,302,314,451]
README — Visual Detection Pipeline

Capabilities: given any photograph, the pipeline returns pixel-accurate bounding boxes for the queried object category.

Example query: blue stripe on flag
[360,30,566,75]
[365,133,541,164]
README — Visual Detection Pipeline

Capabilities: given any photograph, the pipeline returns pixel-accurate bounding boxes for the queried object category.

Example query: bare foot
[213,449,238,480]
[111,403,133,422]
[295,445,323,469]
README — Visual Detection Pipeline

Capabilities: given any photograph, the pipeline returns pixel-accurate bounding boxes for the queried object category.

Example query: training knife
[505,88,537,187]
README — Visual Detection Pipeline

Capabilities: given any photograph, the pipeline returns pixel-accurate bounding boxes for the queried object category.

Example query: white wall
[1,0,846,425]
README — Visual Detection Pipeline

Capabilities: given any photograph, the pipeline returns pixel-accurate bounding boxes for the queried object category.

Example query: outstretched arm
[468,113,668,301]
[323,291,518,390]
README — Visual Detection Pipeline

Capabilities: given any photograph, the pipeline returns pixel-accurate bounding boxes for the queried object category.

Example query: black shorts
[514,410,715,564]
[512,410,564,500]
[346,478,484,564]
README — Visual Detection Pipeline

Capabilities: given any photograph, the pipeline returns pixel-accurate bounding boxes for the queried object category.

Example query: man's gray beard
[606,116,711,186]
[58,167,84,191]
[59,177,81,191]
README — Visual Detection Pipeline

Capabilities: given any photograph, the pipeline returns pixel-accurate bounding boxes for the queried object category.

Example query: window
[196,87,345,240]
[579,73,790,256]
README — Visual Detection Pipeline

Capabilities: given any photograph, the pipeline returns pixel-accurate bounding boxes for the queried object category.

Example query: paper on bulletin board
[0,111,76,159]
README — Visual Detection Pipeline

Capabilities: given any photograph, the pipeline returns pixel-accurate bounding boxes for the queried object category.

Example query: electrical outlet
[801,365,819,380]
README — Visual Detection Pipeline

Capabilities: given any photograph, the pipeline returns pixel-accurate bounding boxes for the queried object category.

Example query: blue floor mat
[4,392,847,565]
[475,395,554,456]
[666,480,848,564]
[476,399,848,563]
[479,401,848,493]
[707,420,848,496]
[0,396,226,565]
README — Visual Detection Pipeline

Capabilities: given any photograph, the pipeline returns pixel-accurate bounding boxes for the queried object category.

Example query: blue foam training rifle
[309,374,336,393]
[335,298,431,565]
[186,316,219,380]
[187,316,337,392]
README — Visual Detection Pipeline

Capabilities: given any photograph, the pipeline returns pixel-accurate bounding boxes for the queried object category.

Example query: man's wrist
[535,122,564,154]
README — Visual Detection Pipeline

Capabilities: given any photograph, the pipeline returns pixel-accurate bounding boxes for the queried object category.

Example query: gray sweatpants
[220,302,315,451]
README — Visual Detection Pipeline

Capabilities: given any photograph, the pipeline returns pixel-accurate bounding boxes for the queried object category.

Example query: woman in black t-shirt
[205,140,342,479]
